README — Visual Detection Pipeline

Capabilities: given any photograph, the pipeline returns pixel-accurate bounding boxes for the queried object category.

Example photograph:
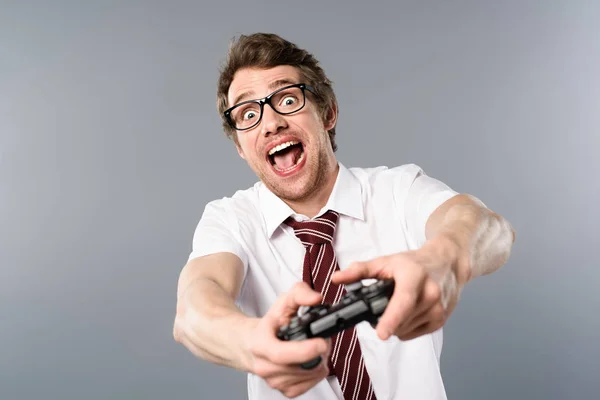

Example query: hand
[331,234,467,341]
[244,282,332,398]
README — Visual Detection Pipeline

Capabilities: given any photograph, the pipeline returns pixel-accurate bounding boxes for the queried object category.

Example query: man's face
[227,65,337,203]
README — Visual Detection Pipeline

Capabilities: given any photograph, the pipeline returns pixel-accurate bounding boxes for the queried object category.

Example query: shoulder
[202,182,262,219]
[195,181,268,241]
[346,163,455,210]
[346,163,428,190]
[189,182,264,264]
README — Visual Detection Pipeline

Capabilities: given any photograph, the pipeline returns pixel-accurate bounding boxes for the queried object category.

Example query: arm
[425,193,516,285]
[332,189,516,341]
[173,252,258,372]
[173,251,332,397]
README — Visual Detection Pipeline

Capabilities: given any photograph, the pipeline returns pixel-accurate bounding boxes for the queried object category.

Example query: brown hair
[216,33,338,151]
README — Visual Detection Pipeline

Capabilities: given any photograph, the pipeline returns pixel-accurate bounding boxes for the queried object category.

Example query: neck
[286,162,339,219]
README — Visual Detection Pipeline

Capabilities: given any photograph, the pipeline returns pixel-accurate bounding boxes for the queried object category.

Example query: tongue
[273,146,302,170]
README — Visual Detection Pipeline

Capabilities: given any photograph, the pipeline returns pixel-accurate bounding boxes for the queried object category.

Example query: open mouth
[267,140,305,173]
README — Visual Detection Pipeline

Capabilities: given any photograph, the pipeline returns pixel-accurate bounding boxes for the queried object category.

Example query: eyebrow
[232,78,297,107]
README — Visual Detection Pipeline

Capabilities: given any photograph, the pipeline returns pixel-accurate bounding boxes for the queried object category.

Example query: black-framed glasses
[224,83,315,131]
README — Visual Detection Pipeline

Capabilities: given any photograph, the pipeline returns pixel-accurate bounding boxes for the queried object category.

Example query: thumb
[331,259,380,284]
[265,282,322,326]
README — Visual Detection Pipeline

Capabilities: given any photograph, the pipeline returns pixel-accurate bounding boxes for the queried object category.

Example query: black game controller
[276,279,395,369]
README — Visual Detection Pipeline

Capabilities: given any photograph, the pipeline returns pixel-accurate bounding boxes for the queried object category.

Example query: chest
[242,206,413,299]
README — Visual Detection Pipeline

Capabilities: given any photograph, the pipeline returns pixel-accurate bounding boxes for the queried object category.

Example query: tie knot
[285,210,339,246]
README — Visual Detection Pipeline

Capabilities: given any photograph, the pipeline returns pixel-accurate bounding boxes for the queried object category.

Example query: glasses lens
[271,86,305,115]
[230,102,261,130]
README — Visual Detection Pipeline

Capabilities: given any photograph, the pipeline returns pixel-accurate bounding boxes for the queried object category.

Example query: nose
[259,103,287,137]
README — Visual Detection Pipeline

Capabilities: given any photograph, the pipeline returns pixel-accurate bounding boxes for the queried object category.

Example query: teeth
[268,140,299,156]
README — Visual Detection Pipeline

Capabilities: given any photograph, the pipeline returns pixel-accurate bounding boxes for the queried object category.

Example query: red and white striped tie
[285,210,376,400]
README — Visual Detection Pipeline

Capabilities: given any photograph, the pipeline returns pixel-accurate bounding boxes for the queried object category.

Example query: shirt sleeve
[188,199,249,272]
[392,164,458,248]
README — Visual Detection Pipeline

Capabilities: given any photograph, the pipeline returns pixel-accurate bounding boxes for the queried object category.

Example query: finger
[265,336,330,366]
[331,258,391,284]
[375,263,427,340]
[274,337,331,371]
[419,277,442,306]
[398,317,445,341]
[265,282,322,325]
[288,370,330,397]
[256,350,329,379]
[396,301,445,338]
[397,278,441,330]
[276,367,329,399]
[290,354,330,378]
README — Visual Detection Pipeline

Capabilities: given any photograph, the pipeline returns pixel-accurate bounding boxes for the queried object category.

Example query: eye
[280,96,297,107]
[243,110,257,120]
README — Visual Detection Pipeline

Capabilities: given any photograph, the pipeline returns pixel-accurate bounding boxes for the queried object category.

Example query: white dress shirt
[189,162,458,400]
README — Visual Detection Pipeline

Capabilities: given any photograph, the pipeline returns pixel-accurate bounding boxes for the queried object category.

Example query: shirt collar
[259,162,364,238]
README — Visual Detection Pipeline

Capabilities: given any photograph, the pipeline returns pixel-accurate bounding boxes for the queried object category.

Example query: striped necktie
[285,210,376,400]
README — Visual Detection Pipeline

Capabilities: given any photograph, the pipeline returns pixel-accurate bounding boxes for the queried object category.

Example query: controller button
[337,301,369,321]
[345,282,363,292]
[310,305,327,313]
[370,297,389,316]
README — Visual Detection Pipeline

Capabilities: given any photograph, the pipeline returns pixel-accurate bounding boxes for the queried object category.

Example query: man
[173,33,515,400]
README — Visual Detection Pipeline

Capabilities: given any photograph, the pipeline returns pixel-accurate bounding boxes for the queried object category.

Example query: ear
[323,101,338,131]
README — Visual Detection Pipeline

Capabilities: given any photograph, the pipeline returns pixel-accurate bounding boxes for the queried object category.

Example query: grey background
[1,1,598,399]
